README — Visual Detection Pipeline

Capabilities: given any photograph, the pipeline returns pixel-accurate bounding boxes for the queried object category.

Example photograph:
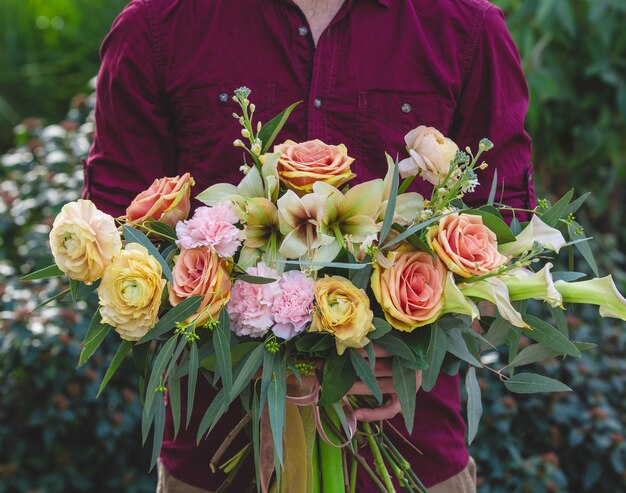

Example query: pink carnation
[272,270,315,340]
[176,203,242,257]
[227,263,281,338]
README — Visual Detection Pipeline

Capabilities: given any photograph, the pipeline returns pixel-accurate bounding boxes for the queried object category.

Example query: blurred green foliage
[0,0,127,150]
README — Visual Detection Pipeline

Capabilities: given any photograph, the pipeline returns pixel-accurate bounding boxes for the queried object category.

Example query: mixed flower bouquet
[25,87,626,492]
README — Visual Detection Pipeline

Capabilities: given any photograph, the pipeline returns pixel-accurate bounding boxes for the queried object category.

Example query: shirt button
[298,26,309,37]
[218,92,229,104]
[401,102,412,113]
[313,98,322,109]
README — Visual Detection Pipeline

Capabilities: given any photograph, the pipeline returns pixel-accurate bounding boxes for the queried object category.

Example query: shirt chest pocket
[354,90,454,175]
[170,84,277,186]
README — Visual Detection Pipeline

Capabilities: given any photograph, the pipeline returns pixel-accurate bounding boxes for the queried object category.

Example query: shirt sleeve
[82,0,177,217]
[449,6,536,221]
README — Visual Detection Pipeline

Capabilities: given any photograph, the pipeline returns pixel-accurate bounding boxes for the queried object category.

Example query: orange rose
[169,247,232,325]
[428,213,507,278]
[371,250,446,331]
[125,173,194,227]
[274,139,355,194]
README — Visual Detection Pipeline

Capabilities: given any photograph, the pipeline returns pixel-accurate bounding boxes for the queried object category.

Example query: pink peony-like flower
[271,270,315,339]
[227,263,281,338]
[175,202,243,257]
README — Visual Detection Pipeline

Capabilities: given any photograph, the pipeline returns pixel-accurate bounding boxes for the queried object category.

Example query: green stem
[398,175,416,194]
[311,435,321,493]
[362,422,396,493]
[378,441,414,492]
[319,413,345,493]
[349,438,358,493]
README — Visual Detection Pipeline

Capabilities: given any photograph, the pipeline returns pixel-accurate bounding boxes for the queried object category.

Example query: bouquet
[25,87,626,492]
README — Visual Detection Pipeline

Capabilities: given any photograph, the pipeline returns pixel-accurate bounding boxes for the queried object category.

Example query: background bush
[0,0,625,492]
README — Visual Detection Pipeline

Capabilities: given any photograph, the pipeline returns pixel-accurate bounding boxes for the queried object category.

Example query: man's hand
[348,344,422,421]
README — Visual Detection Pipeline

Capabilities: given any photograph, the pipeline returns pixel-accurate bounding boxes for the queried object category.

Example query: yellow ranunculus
[97,243,166,341]
[310,276,374,355]
[49,199,122,284]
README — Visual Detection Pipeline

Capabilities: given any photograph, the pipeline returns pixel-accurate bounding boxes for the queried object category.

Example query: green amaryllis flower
[555,275,626,321]
[277,190,335,260]
[378,155,424,226]
[500,263,563,308]
[314,179,384,258]
[499,215,566,257]
[241,197,284,269]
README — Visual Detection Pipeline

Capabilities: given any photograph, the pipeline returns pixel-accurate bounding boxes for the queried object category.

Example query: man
[84,0,535,491]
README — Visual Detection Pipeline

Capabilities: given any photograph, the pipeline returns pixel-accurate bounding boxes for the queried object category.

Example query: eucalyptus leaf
[466,367,482,444]
[392,358,417,433]
[541,189,574,227]
[465,209,516,244]
[422,325,448,392]
[20,263,63,281]
[123,225,173,282]
[97,340,132,397]
[213,309,233,391]
[349,349,382,403]
[137,296,203,344]
[504,373,572,394]
[187,342,199,428]
[150,392,166,470]
[78,310,111,367]
[375,332,416,362]
[369,317,392,340]
[169,371,181,439]
[446,328,482,367]
[319,352,357,406]
[523,314,581,357]
[258,101,302,153]
[144,336,178,421]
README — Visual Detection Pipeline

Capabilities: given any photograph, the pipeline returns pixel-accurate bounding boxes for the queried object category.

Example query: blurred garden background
[1,0,625,492]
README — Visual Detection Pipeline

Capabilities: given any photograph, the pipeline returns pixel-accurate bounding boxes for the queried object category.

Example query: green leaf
[369,317,392,340]
[392,358,417,434]
[144,336,178,420]
[196,387,229,443]
[78,310,111,367]
[383,211,455,249]
[465,209,516,244]
[187,342,199,428]
[504,373,572,394]
[422,325,448,392]
[349,349,382,403]
[551,271,586,282]
[445,328,482,367]
[365,342,376,371]
[236,275,279,284]
[20,264,64,281]
[137,296,203,344]
[350,262,373,290]
[375,333,416,362]
[150,392,166,470]
[562,192,591,218]
[574,342,598,352]
[145,220,177,240]
[570,220,599,277]
[296,333,327,352]
[259,101,302,154]
[523,314,581,357]
[549,305,568,336]
[97,340,133,397]
[487,169,498,205]
[213,309,233,392]
[169,372,181,439]
[465,367,482,444]
[391,223,432,253]
[123,225,173,282]
[268,355,287,464]
[482,317,514,350]
[278,259,370,270]
[379,156,399,244]
[35,288,70,309]
[201,341,259,372]
[541,189,574,227]
[319,352,357,406]
[229,343,265,402]
[260,349,276,411]
[69,279,79,301]
[252,391,261,488]
[400,357,429,371]
[508,344,562,368]
[142,389,158,445]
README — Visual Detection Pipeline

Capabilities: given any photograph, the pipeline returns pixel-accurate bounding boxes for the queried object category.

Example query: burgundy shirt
[84,0,535,489]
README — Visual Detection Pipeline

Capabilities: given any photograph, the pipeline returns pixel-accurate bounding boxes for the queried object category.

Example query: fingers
[347,377,396,396]
[354,395,401,421]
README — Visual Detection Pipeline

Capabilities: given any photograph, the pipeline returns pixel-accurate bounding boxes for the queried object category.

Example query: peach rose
[398,126,459,185]
[274,139,356,194]
[49,200,122,283]
[169,247,232,325]
[371,250,446,331]
[428,213,507,278]
[125,173,194,227]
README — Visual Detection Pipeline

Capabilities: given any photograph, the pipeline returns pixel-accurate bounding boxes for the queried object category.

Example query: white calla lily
[460,277,529,329]
[499,215,567,257]
[501,262,563,308]
[439,272,480,320]
[555,276,626,321]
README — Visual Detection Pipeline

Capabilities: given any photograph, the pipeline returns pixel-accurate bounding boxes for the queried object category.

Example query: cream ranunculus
[310,276,374,355]
[49,199,122,283]
[98,243,166,341]
[398,126,459,185]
